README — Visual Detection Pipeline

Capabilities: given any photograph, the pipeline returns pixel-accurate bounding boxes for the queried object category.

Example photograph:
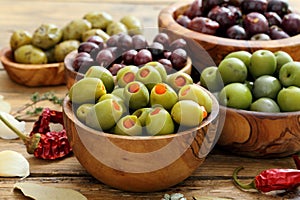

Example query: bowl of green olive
[0,47,65,87]
[158,0,300,66]
[62,65,221,192]
[198,48,300,158]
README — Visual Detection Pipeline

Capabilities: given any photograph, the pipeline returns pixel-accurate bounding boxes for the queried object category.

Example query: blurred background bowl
[62,85,220,192]
[158,1,300,66]
[0,47,65,87]
[217,106,300,158]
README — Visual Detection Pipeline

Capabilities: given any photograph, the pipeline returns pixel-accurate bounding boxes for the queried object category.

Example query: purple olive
[226,25,248,39]
[184,0,202,19]
[86,35,104,49]
[78,42,99,54]
[241,0,268,14]
[122,49,138,65]
[134,49,152,66]
[96,49,115,67]
[243,12,269,37]
[281,13,300,36]
[176,15,192,28]
[132,34,148,50]
[188,17,220,35]
[207,6,236,30]
[269,25,290,40]
[264,12,282,27]
[267,0,289,17]
[169,48,187,70]
[153,32,170,49]
[169,38,187,52]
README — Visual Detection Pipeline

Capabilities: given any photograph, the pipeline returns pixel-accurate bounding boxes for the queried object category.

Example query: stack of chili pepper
[0,108,72,160]
[233,153,300,194]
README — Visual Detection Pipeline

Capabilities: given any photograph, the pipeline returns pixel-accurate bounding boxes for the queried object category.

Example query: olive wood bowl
[62,86,220,192]
[217,106,300,158]
[158,1,300,66]
[64,50,193,89]
[0,47,65,87]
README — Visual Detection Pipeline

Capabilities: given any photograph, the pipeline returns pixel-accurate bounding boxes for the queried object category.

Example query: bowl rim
[63,84,220,141]
[0,47,63,69]
[220,104,300,117]
[159,1,300,48]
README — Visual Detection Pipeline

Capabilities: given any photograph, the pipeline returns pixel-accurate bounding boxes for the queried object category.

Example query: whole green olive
[10,30,32,51]
[14,44,47,64]
[63,19,92,41]
[106,21,128,36]
[82,29,110,42]
[54,40,80,62]
[83,11,113,30]
[120,15,143,35]
[31,23,63,49]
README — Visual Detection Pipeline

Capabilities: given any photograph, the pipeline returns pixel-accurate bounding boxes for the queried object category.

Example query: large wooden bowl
[217,106,300,158]
[64,50,193,89]
[62,87,221,192]
[158,1,300,66]
[0,47,65,87]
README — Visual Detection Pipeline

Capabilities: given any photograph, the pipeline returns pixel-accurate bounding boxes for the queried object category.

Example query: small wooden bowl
[217,106,300,158]
[62,86,220,192]
[158,1,300,65]
[0,47,65,87]
[64,50,193,89]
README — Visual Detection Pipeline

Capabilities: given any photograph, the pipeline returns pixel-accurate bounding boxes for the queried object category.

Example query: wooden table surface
[0,0,300,199]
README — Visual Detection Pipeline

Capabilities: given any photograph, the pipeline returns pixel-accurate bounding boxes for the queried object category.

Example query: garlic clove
[0,150,30,178]
[0,111,25,139]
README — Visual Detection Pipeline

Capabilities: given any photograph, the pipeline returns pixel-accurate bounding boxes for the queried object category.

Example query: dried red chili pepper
[292,154,300,170]
[233,166,300,193]
[0,108,72,160]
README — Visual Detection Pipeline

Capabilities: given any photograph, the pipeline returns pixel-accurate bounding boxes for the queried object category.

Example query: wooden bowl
[216,106,300,158]
[158,1,300,66]
[64,50,193,90]
[0,47,65,87]
[62,87,220,192]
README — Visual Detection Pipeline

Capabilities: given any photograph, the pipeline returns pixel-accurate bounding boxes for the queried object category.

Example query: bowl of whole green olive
[158,0,300,66]
[198,48,300,158]
[62,65,221,192]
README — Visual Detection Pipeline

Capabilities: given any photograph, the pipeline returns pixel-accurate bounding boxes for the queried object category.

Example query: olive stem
[233,166,256,190]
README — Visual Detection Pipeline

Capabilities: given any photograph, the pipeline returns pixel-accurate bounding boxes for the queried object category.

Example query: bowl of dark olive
[64,32,193,89]
[62,64,221,192]
[158,0,300,66]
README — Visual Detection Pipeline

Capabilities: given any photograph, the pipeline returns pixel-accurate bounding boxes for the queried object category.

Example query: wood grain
[0,0,300,199]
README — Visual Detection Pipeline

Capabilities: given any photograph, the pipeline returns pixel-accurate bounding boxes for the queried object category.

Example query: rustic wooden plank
[0,176,298,200]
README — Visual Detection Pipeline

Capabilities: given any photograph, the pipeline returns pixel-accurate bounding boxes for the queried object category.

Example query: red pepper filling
[155,83,167,95]
[151,107,161,115]
[112,100,121,111]
[128,83,140,93]
[181,86,191,96]
[123,72,135,83]
[123,118,135,129]
[175,76,186,87]
[140,68,150,78]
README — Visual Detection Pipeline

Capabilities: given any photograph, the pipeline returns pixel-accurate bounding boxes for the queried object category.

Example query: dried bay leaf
[14,182,87,200]
[0,150,30,178]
